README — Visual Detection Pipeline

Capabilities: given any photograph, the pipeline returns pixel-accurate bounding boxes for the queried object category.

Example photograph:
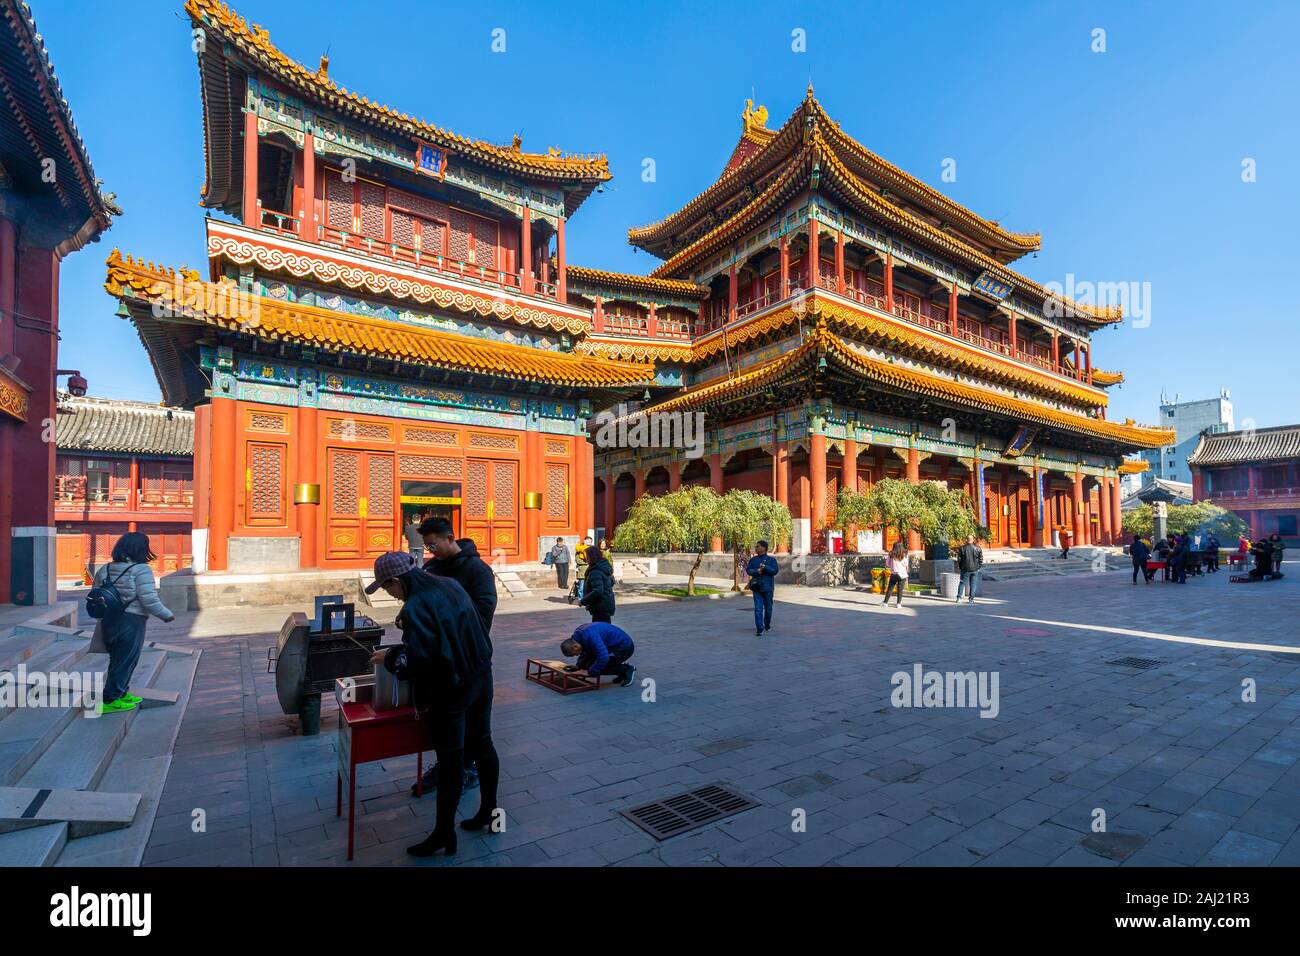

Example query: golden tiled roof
[647,125,1120,325]
[1091,368,1125,386]
[630,90,1039,260]
[1119,459,1151,474]
[186,0,610,184]
[574,339,695,363]
[104,250,652,389]
[643,322,1172,449]
[564,265,707,299]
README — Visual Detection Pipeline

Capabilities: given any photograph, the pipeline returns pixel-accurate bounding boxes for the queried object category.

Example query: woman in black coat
[367,552,500,857]
[579,541,616,623]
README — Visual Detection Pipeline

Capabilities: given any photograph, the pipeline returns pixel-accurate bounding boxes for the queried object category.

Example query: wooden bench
[526,659,606,695]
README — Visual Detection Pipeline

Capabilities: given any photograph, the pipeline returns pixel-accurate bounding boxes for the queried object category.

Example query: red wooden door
[464,458,519,559]
[326,449,397,562]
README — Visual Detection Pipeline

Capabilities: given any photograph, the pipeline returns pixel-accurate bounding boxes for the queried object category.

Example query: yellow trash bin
[871,567,886,594]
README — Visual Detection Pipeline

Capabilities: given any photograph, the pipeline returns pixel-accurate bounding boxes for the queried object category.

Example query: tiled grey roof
[55,394,193,457]
[1187,425,1300,467]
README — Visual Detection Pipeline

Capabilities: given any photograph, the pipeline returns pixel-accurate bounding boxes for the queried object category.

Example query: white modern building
[1133,390,1234,489]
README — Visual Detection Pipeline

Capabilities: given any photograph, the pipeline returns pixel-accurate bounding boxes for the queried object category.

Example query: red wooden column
[668,460,681,492]
[646,303,658,337]
[807,217,820,288]
[1073,341,1084,381]
[1084,343,1093,385]
[776,444,790,508]
[810,433,827,548]
[520,206,534,295]
[884,253,895,313]
[0,219,15,602]
[835,230,846,293]
[633,468,647,501]
[298,133,316,242]
[948,283,959,335]
[905,448,921,551]
[1071,472,1086,547]
[603,472,617,543]
[709,453,724,551]
[727,264,738,323]
[1051,332,1060,372]
[555,216,567,304]
[1110,476,1123,542]
[296,406,319,567]
[522,430,544,562]
[842,438,857,495]
[208,397,237,571]
[593,296,605,332]
[1008,311,1018,356]
[1030,468,1046,548]
[574,434,594,538]
[243,109,259,226]
[779,236,790,297]
[1098,477,1112,545]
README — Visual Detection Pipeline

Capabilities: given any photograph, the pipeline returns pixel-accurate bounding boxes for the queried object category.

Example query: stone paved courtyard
[116,563,1300,867]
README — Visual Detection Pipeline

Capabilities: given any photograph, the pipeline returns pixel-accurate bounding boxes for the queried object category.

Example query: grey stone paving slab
[130,565,1300,866]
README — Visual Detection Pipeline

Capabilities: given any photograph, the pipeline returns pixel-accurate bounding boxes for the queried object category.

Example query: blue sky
[40,0,1300,429]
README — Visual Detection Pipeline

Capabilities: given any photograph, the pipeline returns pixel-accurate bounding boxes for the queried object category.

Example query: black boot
[406,830,457,857]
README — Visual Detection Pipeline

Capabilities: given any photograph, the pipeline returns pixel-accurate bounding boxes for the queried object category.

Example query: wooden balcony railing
[259,207,301,236]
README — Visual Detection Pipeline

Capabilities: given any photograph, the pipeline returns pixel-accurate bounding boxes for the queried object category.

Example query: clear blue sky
[41,0,1300,430]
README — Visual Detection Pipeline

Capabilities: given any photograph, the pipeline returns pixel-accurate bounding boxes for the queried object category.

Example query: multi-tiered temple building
[108,0,1170,573]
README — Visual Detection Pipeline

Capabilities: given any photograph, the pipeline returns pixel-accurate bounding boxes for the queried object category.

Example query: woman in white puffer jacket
[92,533,175,713]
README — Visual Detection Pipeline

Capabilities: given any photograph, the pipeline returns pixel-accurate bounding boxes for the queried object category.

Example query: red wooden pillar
[1051,332,1060,372]
[633,468,647,501]
[0,219,15,602]
[1084,343,1093,385]
[728,264,738,323]
[1098,477,1112,545]
[807,218,820,288]
[296,406,319,567]
[842,438,857,495]
[603,473,617,544]
[905,447,921,551]
[1110,476,1123,542]
[835,230,846,293]
[1031,468,1046,548]
[949,283,959,335]
[1074,341,1084,381]
[572,434,593,539]
[810,433,827,547]
[776,444,790,508]
[298,133,316,242]
[1071,472,1086,547]
[668,460,681,492]
[1008,312,1017,356]
[884,253,895,314]
[520,206,534,295]
[709,453,724,551]
[647,303,658,337]
[243,109,259,226]
[779,235,790,297]
[555,216,567,304]
[208,397,237,571]
[593,296,605,332]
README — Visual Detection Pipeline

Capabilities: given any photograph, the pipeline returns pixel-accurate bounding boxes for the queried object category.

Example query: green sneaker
[120,693,143,705]
[97,698,139,715]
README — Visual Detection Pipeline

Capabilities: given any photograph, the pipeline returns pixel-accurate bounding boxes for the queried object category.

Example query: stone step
[357,575,400,607]
[0,640,92,727]
[0,821,66,867]
[494,570,532,597]
[15,649,167,793]
[0,651,110,785]
[0,628,59,672]
[0,786,141,838]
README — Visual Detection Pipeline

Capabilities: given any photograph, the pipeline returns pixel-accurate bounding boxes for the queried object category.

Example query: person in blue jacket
[745,540,779,636]
[560,621,637,686]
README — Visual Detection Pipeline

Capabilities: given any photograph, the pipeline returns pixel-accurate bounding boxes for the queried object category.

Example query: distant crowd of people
[1128,531,1286,584]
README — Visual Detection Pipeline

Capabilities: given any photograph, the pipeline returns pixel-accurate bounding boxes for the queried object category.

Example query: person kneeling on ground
[579,540,616,623]
[745,540,778,636]
[955,535,982,603]
[560,621,637,686]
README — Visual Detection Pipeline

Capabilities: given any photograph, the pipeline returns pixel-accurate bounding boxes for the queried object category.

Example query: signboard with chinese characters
[415,142,447,179]
[972,271,1013,302]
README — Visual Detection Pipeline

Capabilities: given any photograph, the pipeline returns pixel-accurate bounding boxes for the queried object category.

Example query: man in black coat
[954,536,983,603]
[1129,533,1152,584]
[420,517,497,634]
[413,517,498,797]
[580,543,616,623]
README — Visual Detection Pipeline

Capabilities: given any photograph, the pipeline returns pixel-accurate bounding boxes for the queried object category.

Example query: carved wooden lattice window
[359,181,385,239]
[544,439,568,456]
[546,463,568,522]
[327,418,393,441]
[326,169,353,231]
[465,460,488,518]
[331,450,360,514]
[368,454,394,519]
[247,442,286,525]
[398,455,461,478]
[468,432,518,450]
[405,427,458,445]
[248,411,287,433]
[493,461,517,518]
[825,476,838,521]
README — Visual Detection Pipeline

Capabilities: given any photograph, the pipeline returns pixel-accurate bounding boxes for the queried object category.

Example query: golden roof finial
[509,132,522,152]
[317,53,329,77]
[741,99,769,135]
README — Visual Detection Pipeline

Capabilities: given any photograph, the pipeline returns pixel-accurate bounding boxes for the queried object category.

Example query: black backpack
[86,564,139,620]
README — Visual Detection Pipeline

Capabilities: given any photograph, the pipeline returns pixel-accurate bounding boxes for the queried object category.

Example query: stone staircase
[614,557,656,581]
[981,547,1123,582]
[493,568,532,598]
[0,604,200,866]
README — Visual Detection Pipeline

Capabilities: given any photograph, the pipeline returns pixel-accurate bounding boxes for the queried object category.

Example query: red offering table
[336,695,433,861]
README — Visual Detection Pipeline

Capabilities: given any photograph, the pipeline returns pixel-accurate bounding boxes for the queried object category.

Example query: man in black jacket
[420,518,497,634]
[366,553,499,856]
[413,517,498,797]
[1129,533,1152,584]
[580,541,616,623]
[955,536,983,604]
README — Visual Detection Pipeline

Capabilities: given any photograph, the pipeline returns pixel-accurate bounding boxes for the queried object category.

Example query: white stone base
[792,518,811,555]
[12,526,56,606]
[190,529,209,573]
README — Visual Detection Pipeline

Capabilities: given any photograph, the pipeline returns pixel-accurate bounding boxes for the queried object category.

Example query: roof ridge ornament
[741,99,769,135]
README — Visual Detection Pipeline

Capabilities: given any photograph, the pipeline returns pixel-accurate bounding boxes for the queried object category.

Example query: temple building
[107,0,653,572]
[1189,424,1300,545]
[0,0,117,605]
[108,2,1171,571]
[54,395,195,583]
[579,94,1173,552]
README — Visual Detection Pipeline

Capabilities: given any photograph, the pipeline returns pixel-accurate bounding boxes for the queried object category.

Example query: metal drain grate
[1107,656,1164,670]
[621,784,759,840]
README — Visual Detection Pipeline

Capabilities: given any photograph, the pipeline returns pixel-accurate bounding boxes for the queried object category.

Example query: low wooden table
[336,692,433,860]
[526,658,606,695]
